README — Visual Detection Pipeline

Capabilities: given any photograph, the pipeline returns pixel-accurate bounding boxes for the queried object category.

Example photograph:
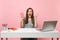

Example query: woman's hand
[20,12,24,19]
[20,13,24,28]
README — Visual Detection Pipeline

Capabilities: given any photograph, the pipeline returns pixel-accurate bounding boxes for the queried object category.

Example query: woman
[20,8,38,40]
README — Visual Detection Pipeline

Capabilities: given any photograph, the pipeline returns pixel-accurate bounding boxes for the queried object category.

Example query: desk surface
[0,28,59,38]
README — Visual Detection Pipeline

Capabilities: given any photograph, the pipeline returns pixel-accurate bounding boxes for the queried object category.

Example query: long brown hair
[25,8,35,25]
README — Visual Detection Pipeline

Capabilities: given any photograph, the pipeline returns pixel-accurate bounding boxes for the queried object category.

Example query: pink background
[0,0,60,40]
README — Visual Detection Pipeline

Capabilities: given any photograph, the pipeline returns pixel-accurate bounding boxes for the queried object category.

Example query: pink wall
[0,0,60,40]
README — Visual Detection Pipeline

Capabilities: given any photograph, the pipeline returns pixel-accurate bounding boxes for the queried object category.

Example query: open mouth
[29,14,32,16]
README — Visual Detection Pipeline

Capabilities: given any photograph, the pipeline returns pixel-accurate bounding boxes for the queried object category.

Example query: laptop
[40,21,57,32]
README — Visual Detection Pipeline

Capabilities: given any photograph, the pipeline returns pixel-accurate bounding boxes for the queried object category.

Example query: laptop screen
[41,21,57,31]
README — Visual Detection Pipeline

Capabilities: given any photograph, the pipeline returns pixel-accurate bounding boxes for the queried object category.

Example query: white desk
[0,28,59,40]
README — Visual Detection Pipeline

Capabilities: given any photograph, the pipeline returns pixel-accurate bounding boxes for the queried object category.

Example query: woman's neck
[28,17,31,21]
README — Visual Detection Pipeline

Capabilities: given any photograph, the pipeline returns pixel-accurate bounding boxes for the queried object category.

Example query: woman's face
[28,9,32,18]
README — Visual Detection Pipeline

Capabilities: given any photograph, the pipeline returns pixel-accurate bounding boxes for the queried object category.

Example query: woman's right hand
[20,13,24,28]
[20,12,24,19]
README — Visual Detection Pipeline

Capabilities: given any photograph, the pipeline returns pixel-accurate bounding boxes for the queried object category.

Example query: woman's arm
[20,20,24,28]
[20,13,24,28]
[34,17,38,28]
